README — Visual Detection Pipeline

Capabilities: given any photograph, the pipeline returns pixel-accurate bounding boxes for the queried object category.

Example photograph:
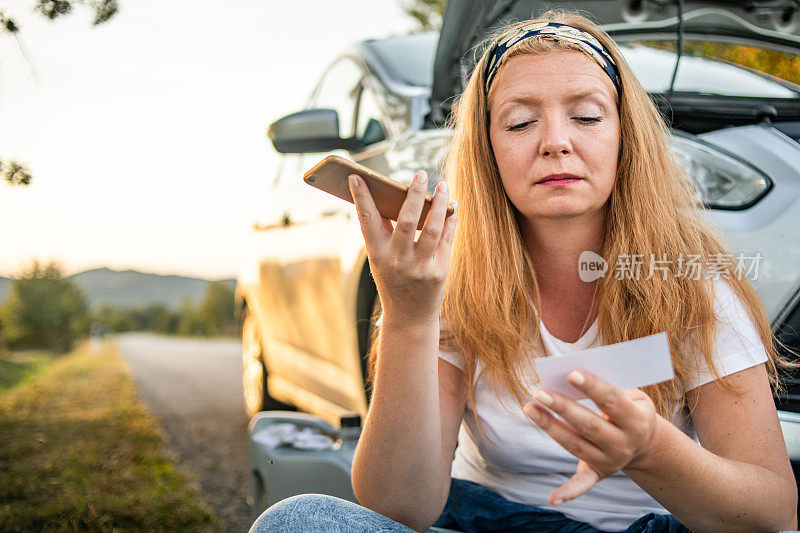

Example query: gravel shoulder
[117,333,252,533]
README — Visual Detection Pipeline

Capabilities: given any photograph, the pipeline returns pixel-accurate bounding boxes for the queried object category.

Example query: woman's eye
[575,116,602,124]
[507,121,532,131]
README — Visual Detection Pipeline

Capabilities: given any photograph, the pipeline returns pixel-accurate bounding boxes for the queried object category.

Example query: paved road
[116,333,252,533]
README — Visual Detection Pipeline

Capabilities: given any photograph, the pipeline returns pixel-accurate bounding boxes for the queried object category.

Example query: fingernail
[417,170,428,184]
[437,181,448,194]
[534,389,553,405]
[450,201,458,213]
[348,174,358,189]
[568,371,585,386]
[552,498,564,506]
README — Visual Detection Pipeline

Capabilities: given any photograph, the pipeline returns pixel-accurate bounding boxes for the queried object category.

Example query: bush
[87,281,236,338]
[0,261,89,353]
[198,282,235,336]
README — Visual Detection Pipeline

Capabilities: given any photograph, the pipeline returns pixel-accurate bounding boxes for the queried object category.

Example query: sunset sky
[0,0,416,279]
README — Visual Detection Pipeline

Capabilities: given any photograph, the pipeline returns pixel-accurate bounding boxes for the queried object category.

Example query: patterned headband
[484,21,622,95]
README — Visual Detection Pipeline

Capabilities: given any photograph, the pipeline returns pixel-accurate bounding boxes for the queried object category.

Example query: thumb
[549,461,600,505]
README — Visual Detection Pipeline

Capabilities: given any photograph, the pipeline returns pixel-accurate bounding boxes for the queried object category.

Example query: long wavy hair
[369,10,796,439]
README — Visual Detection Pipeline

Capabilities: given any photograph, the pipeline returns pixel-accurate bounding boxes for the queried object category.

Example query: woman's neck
[520,209,606,304]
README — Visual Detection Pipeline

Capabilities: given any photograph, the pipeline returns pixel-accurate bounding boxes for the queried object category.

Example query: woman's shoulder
[681,276,769,391]
[437,316,466,371]
[707,276,764,346]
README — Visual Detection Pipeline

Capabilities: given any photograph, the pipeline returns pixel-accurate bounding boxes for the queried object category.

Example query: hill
[0,268,236,310]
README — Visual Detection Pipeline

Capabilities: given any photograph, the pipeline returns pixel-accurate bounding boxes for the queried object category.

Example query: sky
[0,0,417,279]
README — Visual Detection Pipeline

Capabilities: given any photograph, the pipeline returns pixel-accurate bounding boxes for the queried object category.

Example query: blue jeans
[249,478,690,532]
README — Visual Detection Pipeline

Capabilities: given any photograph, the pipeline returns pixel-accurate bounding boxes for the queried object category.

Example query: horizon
[0,263,237,281]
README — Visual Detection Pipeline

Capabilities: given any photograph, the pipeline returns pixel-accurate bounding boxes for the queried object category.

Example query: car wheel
[241,308,294,419]
[249,471,267,524]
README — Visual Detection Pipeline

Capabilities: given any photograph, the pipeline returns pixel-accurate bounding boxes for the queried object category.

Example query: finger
[623,387,650,402]
[390,170,429,257]
[435,200,458,269]
[566,370,638,428]
[523,402,606,464]
[414,179,450,260]
[349,174,391,249]
[550,461,601,505]
[530,388,626,447]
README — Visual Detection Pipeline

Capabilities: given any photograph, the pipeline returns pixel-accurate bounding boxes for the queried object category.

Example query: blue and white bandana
[484,21,621,95]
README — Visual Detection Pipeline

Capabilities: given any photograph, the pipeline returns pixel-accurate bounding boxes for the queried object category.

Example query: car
[238,0,800,520]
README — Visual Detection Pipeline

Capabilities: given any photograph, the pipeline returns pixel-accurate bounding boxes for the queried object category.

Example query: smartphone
[303,155,454,231]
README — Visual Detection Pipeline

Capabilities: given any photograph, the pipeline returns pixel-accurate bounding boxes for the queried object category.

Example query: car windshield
[620,40,800,99]
[366,32,438,87]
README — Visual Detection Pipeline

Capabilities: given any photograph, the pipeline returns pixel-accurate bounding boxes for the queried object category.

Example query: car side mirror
[267,108,361,154]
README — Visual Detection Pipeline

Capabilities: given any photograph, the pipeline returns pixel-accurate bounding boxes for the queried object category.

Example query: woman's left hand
[522,370,662,505]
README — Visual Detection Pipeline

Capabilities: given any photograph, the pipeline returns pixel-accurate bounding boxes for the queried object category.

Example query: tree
[142,303,172,333]
[1,159,33,186]
[197,282,236,337]
[1,0,120,186]
[92,304,133,332]
[0,260,90,352]
[401,0,447,32]
[176,297,205,337]
[0,313,6,355]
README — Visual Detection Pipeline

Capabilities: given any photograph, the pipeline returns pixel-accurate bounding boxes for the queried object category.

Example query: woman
[251,11,798,533]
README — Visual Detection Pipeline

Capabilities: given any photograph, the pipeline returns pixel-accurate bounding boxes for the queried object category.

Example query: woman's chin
[524,205,592,220]
[517,196,610,221]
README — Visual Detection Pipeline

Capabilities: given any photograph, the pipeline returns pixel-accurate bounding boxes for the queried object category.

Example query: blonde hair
[369,10,797,440]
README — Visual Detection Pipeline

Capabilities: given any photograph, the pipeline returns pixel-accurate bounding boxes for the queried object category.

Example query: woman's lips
[536,173,583,187]
[538,178,581,187]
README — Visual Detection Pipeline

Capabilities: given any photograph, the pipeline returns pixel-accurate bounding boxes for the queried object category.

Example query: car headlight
[670,135,771,210]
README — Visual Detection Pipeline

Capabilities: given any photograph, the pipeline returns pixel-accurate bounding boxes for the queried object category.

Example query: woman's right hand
[348,170,458,323]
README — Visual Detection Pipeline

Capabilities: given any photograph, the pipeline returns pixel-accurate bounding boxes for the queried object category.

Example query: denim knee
[249,493,419,533]
[250,494,332,532]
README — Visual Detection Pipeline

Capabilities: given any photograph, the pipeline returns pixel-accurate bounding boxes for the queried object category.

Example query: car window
[354,83,387,147]
[310,58,363,139]
[273,154,302,189]
[270,154,303,217]
[365,32,438,87]
[621,41,800,99]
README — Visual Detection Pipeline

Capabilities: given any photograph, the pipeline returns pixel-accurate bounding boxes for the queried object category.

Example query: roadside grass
[0,342,220,532]
[0,350,56,392]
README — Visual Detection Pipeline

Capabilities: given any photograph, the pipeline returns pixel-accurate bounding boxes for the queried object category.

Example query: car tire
[249,470,267,524]
[241,307,295,419]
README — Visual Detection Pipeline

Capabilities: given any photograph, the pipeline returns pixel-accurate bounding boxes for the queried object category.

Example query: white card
[534,332,674,400]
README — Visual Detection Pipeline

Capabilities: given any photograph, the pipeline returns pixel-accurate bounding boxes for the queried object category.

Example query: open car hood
[431,0,800,123]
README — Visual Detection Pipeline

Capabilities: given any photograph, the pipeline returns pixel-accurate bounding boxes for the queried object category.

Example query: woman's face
[488,49,621,223]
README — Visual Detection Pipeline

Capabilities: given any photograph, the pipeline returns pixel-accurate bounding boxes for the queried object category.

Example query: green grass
[0,342,220,532]
[0,350,56,392]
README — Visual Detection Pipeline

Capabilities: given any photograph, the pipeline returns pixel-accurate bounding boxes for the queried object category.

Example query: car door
[255,57,375,420]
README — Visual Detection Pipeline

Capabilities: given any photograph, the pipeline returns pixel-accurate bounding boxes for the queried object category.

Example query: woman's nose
[538,118,572,157]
